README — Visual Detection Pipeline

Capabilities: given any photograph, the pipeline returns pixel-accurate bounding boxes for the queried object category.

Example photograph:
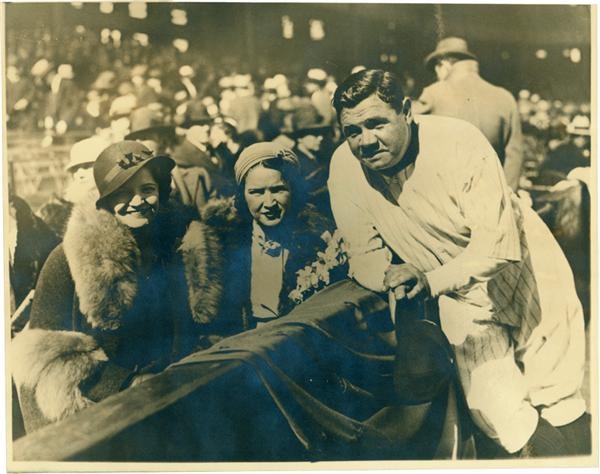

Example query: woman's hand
[384,263,431,300]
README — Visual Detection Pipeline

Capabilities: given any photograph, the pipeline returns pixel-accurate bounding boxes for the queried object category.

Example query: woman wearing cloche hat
[12,140,224,433]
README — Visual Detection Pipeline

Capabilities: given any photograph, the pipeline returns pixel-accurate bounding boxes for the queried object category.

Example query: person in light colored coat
[414,37,524,192]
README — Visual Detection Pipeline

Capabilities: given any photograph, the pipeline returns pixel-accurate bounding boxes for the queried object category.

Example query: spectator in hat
[304,68,335,126]
[209,116,252,182]
[414,37,524,191]
[202,142,347,332]
[126,105,177,155]
[537,115,590,186]
[44,64,83,142]
[170,120,237,218]
[228,74,262,134]
[37,135,113,239]
[287,102,335,217]
[12,141,224,433]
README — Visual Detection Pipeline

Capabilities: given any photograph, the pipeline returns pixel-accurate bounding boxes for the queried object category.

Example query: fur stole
[11,328,107,422]
[62,199,223,330]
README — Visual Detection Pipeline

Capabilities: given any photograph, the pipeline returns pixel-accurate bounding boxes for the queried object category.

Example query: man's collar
[448,59,479,79]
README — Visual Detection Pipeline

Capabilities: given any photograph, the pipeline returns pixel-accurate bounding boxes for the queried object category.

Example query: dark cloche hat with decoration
[93,140,174,209]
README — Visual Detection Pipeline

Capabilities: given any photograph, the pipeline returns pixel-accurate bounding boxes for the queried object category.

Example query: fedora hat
[288,102,331,138]
[125,106,177,143]
[424,37,478,70]
[566,114,591,136]
[94,141,174,209]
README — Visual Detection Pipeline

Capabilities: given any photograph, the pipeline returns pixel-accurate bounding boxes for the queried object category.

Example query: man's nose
[360,129,378,148]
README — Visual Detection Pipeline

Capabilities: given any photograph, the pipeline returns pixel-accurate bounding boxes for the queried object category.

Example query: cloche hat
[94,141,174,208]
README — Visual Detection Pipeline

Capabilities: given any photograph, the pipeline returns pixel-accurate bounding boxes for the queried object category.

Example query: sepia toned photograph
[3,1,596,470]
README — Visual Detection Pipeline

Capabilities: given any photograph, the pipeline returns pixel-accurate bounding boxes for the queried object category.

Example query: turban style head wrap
[234,142,299,185]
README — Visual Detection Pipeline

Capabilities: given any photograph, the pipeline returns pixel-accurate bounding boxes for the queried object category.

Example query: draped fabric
[13,281,476,462]
[169,281,475,461]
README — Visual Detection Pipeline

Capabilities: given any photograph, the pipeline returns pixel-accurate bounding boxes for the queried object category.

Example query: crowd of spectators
[6,24,591,188]
[516,89,591,187]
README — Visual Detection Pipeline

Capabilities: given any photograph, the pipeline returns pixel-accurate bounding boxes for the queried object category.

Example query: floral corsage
[288,229,349,304]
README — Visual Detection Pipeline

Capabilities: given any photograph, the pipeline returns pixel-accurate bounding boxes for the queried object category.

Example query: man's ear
[401,97,413,124]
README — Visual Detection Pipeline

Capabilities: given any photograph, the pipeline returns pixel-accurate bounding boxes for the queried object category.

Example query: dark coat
[201,198,347,332]
[36,196,74,239]
[11,200,224,432]
[8,194,60,313]
[292,144,333,219]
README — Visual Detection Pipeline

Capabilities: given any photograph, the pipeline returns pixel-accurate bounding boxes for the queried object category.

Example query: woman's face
[105,167,160,229]
[243,165,291,228]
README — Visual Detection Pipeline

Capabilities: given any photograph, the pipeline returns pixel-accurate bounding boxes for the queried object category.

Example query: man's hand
[129,373,157,387]
[384,263,431,300]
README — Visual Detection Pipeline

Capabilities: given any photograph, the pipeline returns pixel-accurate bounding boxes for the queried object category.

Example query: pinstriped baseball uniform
[328,115,586,453]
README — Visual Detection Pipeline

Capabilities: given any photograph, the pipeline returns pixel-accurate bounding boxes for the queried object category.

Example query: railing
[11,280,396,463]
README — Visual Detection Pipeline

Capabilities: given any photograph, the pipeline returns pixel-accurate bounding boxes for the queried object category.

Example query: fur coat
[201,197,347,331]
[12,199,223,432]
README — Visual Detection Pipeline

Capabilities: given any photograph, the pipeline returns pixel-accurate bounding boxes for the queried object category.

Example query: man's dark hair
[332,69,406,118]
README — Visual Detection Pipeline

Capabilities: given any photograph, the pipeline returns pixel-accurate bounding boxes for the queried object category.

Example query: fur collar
[63,200,222,330]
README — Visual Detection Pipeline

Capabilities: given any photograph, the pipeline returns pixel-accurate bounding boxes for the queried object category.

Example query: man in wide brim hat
[288,101,331,139]
[424,37,478,71]
[125,105,178,153]
[416,36,523,192]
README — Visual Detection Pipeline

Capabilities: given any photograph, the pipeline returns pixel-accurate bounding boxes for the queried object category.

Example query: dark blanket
[165,280,474,461]
[13,281,474,462]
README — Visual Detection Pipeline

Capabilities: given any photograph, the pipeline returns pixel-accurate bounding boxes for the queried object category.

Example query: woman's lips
[262,208,281,219]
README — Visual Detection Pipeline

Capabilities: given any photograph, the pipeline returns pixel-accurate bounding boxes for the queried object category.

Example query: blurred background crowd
[5,2,592,319]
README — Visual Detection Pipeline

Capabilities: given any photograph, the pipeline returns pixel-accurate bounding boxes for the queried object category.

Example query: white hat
[351,65,367,74]
[109,94,137,118]
[307,68,327,82]
[263,77,276,90]
[31,59,50,77]
[233,74,250,88]
[272,74,287,86]
[57,64,74,79]
[179,65,194,77]
[566,115,591,136]
[131,64,148,78]
[219,76,234,88]
[66,136,113,172]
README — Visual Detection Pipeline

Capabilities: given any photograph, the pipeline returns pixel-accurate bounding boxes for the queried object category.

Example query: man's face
[340,94,412,171]
[65,164,96,203]
[298,133,323,154]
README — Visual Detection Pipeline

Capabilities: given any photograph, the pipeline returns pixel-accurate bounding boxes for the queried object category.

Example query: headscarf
[234,142,299,185]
